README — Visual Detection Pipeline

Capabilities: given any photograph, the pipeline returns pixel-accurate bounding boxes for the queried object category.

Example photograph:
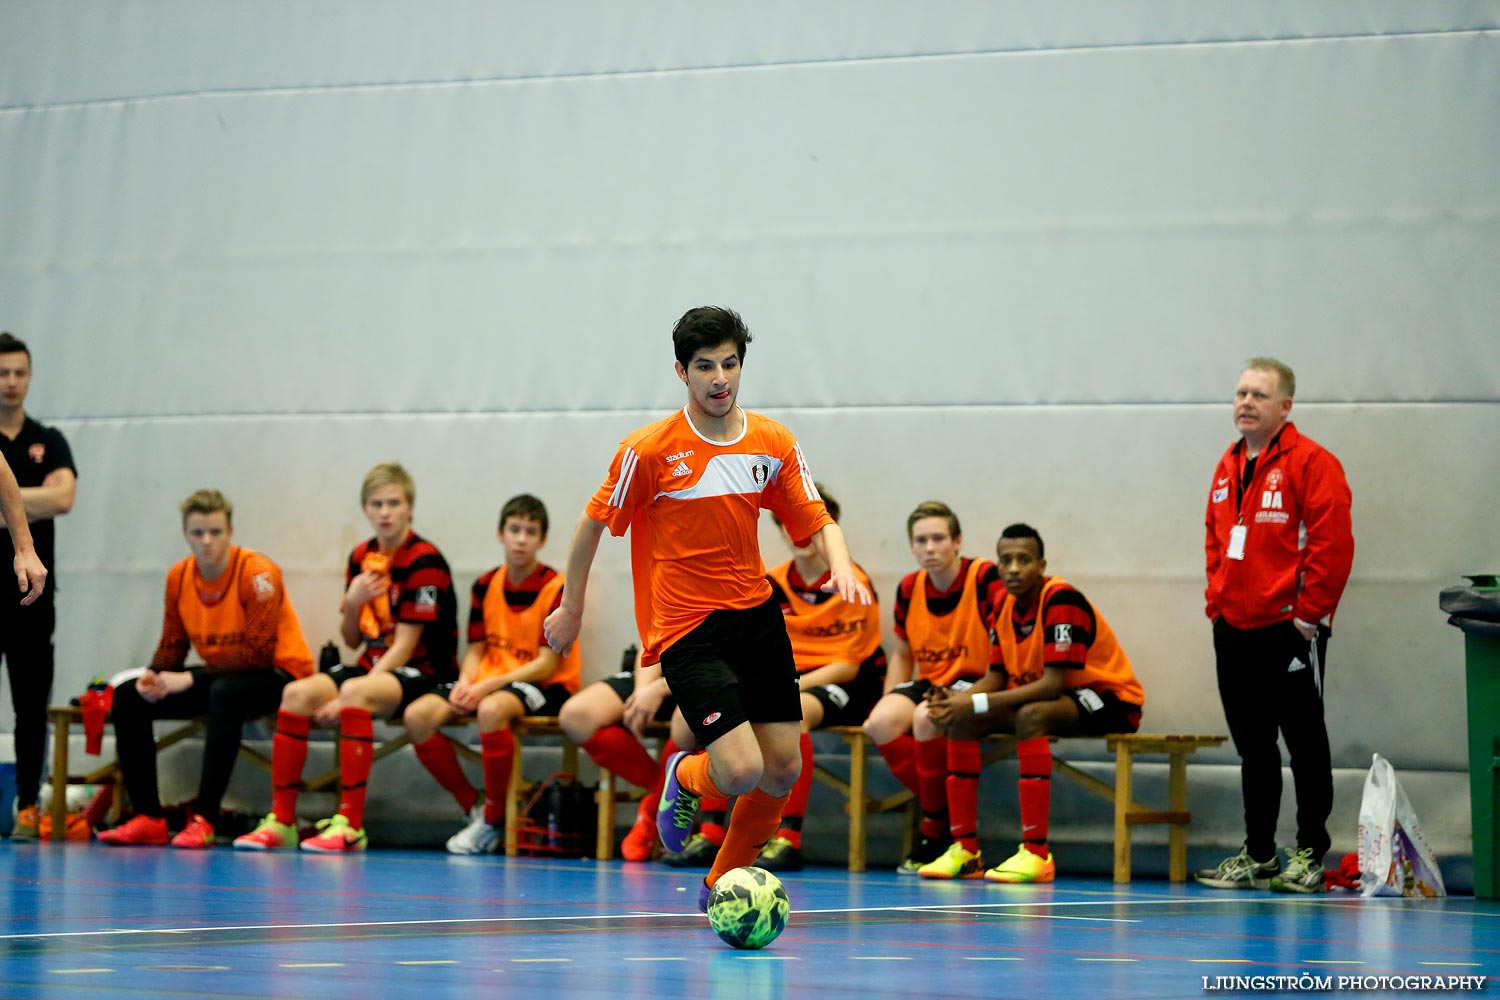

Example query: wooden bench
[45,705,275,843]
[827,730,1227,881]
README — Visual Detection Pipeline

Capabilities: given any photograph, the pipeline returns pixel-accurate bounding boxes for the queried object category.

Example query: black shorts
[1066,687,1142,736]
[602,671,678,722]
[803,649,885,728]
[474,681,572,717]
[326,664,443,718]
[888,675,980,706]
[660,597,801,747]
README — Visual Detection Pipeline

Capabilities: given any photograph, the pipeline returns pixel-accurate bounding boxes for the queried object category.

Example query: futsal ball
[707,866,790,950]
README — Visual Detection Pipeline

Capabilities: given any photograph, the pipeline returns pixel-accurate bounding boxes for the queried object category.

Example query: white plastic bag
[1357,753,1446,898]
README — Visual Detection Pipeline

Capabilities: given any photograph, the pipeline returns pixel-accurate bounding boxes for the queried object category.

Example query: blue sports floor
[1,844,1495,999]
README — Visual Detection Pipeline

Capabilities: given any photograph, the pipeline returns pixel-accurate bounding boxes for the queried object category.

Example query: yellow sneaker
[917,841,985,880]
[985,844,1056,883]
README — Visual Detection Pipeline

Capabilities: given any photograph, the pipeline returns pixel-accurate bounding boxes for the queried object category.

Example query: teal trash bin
[1441,574,1500,899]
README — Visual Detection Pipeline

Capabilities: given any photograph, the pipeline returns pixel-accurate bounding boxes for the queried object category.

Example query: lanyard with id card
[1227,521,1248,560]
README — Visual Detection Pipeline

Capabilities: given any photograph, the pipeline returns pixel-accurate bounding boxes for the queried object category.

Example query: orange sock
[707,787,790,888]
[675,750,726,800]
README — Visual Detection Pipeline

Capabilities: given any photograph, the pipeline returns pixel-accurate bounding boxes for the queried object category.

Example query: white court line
[924,908,1138,923]
[0,894,1348,943]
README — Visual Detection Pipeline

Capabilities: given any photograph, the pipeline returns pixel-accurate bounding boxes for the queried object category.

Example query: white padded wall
[1,4,1496,794]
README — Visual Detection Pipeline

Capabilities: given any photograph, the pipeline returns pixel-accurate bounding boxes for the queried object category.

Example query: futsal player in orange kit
[98,490,314,847]
[544,306,869,912]
[401,493,584,854]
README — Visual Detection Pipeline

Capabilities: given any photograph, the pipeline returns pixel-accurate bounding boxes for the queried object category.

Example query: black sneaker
[1194,846,1280,889]
[897,834,951,876]
[756,836,803,872]
[662,833,720,868]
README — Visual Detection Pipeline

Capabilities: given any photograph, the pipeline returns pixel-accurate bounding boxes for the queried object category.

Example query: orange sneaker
[620,812,657,862]
[171,814,216,849]
[97,814,170,846]
[11,806,40,841]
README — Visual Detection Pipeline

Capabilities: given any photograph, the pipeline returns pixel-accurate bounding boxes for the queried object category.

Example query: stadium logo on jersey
[671,461,692,477]
[416,585,438,608]
[252,571,276,602]
[751,460,770,487]
[702,711,722,726]
[28,443,45,463]
[664,450,695,463]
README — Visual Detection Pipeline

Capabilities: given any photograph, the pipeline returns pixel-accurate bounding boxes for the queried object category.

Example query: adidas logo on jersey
[671,461,692,477]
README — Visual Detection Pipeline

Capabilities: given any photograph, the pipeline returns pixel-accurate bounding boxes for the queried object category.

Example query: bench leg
[504,732,523,857]
[846,732,867,873]
[1168,750,1189,882]
[49,711,70,843]
[1113,743,1133,883]
[597,767,616,860]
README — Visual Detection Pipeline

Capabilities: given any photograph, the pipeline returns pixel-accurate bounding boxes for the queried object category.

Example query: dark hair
[771,482,839,528]
[998,522,1045,560]
[499,493,549,538]
[180,488,233,529]
[0,332,29,361]
[672,306,752,367]
[907,500,960,541]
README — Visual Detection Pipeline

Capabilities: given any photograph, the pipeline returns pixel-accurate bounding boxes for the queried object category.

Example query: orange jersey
[586,407,832,662]
[151,547,314,678]
[469,564,582,692]
[990,576,1143,708]
[901,558,994,687]
[767,560,881,673]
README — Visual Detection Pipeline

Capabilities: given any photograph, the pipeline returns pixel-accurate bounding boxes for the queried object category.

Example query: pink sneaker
[97,814,170,846]
[170,814,216,849]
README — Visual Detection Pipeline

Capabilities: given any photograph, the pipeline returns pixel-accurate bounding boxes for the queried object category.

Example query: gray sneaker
[1194,847,1280,889]
[446,802,501,855]
[1270,847,1326,894]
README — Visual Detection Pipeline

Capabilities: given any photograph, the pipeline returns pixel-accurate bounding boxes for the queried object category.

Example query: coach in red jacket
[1195,357,1354,895]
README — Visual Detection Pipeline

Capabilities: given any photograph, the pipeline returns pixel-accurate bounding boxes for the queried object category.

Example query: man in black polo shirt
[0,332,77,840]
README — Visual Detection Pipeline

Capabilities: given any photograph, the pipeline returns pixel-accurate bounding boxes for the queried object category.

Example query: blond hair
[361,462,416,507]
[1245,357,1296,397]
[180,488,232,528]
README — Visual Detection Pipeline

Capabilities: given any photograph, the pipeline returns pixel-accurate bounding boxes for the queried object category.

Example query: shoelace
[670,792,701,830]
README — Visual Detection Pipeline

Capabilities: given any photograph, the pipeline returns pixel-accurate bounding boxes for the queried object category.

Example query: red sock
[707,787,789,888]
[581,726,659,790]
[481,729,515,826]
[413,734,478,813]
[636,738,681,823]
[1017,736,1052,857]
[337,707,374,828]
[272,710,311,825]
[699,797,729,847]
[877,734,920,798]
[916,735,949,840]
[946,738,982,853]
[777,732,815,849]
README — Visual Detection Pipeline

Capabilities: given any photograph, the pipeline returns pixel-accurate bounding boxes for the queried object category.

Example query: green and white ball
[707,866,790,950]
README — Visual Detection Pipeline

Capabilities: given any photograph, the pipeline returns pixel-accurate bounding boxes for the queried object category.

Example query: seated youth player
[861,501,1001,875]
[233,462,457,852]
[402,493,583,855]
[98,490,314,847]
[671,486,884,872]
[927,523,1144,883]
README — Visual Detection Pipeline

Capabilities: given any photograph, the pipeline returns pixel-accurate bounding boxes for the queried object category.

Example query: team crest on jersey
[1265,468,1284,491]
[252,571,276,602]
[751,460,770,487]
[28,443,45,463]
[416,585,438,608]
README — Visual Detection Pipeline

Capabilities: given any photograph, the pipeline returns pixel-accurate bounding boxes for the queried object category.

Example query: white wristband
[971,692,990,715]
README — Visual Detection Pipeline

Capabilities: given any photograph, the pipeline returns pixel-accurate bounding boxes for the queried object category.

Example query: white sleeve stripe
[610,448,639,508]
[793,443,819,503]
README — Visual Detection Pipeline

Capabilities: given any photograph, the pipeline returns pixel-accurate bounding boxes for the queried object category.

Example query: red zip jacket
[1204,422,1354,629]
